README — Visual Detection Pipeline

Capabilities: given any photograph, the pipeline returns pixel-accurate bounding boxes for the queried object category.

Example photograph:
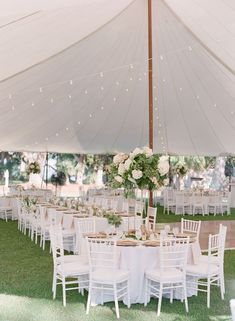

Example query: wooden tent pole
[148,0,154,207]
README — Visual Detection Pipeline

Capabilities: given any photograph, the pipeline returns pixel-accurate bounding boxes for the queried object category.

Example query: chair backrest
[146,206,157,231]
[121,200,129,214]
[207,233,222,272]
[160,237,189,273]
[75,218,96,253]
[86,238,118,278]
[76,217,96,235]
[101,198,109,210]
[135,200,144,218]
[110,199,118,212]
[218,224,227,263]
[0,197,10,207]
[47,208,63,226]
[193,194,204,204]
[175,193,185,204]
[49,225,64,266]
[181,218,201,240]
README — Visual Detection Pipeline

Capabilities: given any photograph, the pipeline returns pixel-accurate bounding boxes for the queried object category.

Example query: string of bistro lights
[2,35,235,154]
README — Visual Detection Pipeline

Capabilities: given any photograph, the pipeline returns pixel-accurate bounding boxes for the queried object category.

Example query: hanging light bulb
[69,80,73,85]
[39,87,43,93]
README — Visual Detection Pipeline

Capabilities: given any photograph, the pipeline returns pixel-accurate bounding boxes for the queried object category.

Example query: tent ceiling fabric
[0,0,234,156]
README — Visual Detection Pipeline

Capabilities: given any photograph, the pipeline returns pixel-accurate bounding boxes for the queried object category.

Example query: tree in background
[0,152,22,182]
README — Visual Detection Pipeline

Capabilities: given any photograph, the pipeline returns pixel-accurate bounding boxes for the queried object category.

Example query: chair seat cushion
[198,255,219,265]
[91,269,129,283]
[57,262,89,277]
[145,268,184,283]
[57,254,88,264]
[186,262,219,276]
[0,207,12,211]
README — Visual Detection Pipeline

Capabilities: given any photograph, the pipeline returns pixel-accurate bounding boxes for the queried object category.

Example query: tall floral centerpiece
[26,161,41,175]
[26,161,42,188]
[172,161,188,190]
[109,147,169,196]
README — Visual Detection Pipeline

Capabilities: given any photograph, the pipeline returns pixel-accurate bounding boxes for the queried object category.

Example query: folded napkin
[64,210,79,214]
[84,232,107,238]
[117,239,138,246]
[143,240,160,247]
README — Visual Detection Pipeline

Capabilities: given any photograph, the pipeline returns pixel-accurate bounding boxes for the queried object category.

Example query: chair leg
[52,272,57,299]
[183,279,188,313]
[86,283,92,315]
[127,279,131,308]
[220,273,225,299]
[157,283,163,317]
[207,278,211,308]
[170,285,173,304]
[114,284,120,319]
[43,234,46,250]
[62,277,66,307]
[144,278,149,307]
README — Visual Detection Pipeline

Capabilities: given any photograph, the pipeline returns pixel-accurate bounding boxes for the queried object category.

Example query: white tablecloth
[88,243,197,305]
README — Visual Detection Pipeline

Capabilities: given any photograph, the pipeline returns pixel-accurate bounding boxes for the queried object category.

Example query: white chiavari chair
[86,238,130,318]
[181,218,201,241]
[144,237,189,316]
[186,231,225,308]
[50,225,89,306]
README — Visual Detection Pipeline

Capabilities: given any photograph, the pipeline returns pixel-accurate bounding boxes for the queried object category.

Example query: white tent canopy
[0,0,234,156]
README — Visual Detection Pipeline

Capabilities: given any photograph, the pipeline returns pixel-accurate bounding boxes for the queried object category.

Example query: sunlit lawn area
[0,220,234,321]
[156,206,235,223]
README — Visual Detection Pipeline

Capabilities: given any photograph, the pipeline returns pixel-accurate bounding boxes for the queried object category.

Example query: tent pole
[46,152,49,188]
[148,0,154,207]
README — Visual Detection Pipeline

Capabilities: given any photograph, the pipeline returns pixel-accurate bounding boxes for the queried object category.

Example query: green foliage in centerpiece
[22,196,38,213]
[26,161,41,174]
[108,147,169,193]
[104,213,122,227]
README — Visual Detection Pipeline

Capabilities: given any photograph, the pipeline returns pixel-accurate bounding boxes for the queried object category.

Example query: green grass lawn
[0,220,234,321]
[156,206,235,223]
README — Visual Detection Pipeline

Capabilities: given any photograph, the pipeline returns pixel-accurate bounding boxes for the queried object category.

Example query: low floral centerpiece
[22,196,38,214]
[104,212,122,228]
[109,147,169,194]
[26,161,41,174]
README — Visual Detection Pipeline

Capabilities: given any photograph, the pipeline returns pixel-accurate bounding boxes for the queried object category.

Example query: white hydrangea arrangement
[109,147,169,192]
[173,161,188,177]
